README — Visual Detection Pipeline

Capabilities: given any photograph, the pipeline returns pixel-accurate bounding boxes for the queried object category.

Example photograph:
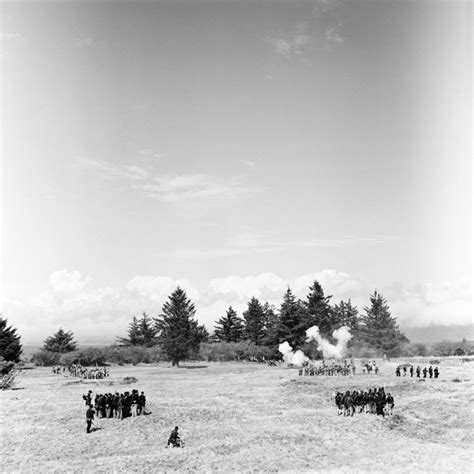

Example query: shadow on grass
[178,365,208,369]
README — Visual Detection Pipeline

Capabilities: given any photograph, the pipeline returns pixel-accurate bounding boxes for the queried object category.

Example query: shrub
[32,350,61,366]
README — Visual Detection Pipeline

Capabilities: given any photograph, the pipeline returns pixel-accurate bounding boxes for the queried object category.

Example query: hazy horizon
[1,1,471,345]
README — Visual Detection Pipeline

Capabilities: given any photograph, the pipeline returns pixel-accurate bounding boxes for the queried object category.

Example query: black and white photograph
[1,0,472,471]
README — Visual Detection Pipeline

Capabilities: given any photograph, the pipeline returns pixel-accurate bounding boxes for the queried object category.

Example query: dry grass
[1,358,473,472]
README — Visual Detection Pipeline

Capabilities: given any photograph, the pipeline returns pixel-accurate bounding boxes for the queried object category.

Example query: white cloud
[78,157,150,181]
[127,275,199,303]
[79,156,261,202]
[132,173,262,202]
[209,273,288,301]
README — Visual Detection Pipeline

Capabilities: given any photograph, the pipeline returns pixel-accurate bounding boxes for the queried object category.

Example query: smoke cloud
[305,325,352,359]
[278,341,309,366]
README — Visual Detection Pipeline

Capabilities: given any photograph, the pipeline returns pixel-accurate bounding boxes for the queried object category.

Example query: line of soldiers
[396,365,439,378]
[299,360,356,376]
[82,389,146,427]
[70,363,109,379]
[334,387,394,417]
[52,365,67,374]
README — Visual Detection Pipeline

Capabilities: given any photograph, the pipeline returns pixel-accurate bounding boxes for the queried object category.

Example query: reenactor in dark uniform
[416,366,421,378]
[395,367,401,377]
[434,367,439,378]
[423,367,428,378]
[410,366,414,377]
[86,404,95,434]
[82,390,93,406]
[139,392,146,415]
[428,366,433,378]
[403,366,407,377]
[167,426,182,447]
[385,393,394,415]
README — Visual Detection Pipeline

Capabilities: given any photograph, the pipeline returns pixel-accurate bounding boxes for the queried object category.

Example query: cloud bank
[2,269,471,344]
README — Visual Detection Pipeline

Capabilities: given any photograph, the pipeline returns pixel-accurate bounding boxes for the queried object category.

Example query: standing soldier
[86,404,95,434]
[410,366,414,377]
[428,366,433,378]
[434,366,439,378]
[423,367,428,378]
[416,366,421,378]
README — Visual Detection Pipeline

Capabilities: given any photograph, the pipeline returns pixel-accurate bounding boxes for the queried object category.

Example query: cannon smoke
[305,325,352,359]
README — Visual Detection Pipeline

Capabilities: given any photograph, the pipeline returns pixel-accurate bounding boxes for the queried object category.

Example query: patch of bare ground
[0,359,472,472]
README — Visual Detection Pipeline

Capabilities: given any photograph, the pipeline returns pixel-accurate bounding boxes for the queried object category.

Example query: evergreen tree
[358,291,409,356]
[0,317,22,362]
[277,288,308,348]
[139,312,158,346]
[305,280,334,337]
[154,287,202,366]
[243,297,266,345]
[213,307,245,343]
[262,302,280,347]
[117,312,158,346]
[43,328,77,353]
[332,299,360,333]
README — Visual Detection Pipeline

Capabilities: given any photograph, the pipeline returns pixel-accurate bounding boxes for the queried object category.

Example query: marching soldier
[434,366,439,378]
[86,404,95,434]
[428,366,433,378]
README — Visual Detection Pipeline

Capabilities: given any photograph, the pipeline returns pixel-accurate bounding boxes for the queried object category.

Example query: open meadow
[1,358,473,473]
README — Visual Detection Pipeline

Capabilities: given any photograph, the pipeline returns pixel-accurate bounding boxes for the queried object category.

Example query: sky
[1,0,472,344]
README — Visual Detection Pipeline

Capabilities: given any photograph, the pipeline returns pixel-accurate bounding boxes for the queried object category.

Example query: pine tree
[305,280,334,337]
[0,317,22,362]
[42,328,77,353]
[262,302,280,347]
[117,312,158,346]
[332,299,360,333]
[243,297,266,345]
[276,288,308,348]
[358,291,409,356]
[213,307,245,343]
[139,312,158,346]
[154,287,202,366]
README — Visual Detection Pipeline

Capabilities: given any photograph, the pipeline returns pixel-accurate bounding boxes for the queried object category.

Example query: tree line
[115,281,410,361]
[1,279,473,366]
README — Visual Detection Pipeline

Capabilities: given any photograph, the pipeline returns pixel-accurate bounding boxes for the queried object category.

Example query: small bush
[31,350,61,366]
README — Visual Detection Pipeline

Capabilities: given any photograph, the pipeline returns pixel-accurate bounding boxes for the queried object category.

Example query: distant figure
[403,366,407,377]
[86,404,95,434]
[428,366,433,378]
[434,367,439,378]
[167,426,183,448]
[385,393,394,415]
[423,367,427,378]
[410,366,414,377]
[395,367,401,377]
[416,366,421,378]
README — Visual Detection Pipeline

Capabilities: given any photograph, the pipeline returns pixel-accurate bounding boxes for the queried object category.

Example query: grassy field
[1,358,473,472]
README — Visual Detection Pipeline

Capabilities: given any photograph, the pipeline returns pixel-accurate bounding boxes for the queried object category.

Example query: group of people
[361,361,379,375]
[83,389,147,431]
[83,390,183,447]
[51,365,66,374]
[396,365,439,378]
[334,387,394,417]
[299,360,356,376]
[70,363,109,379]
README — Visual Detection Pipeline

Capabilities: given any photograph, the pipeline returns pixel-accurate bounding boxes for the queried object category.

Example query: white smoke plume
[305,325,352,359]
[278,341,309,366]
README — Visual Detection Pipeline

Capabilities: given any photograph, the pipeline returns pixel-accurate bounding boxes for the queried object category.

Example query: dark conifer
[213,307,245,343]
[0,317,22,362]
